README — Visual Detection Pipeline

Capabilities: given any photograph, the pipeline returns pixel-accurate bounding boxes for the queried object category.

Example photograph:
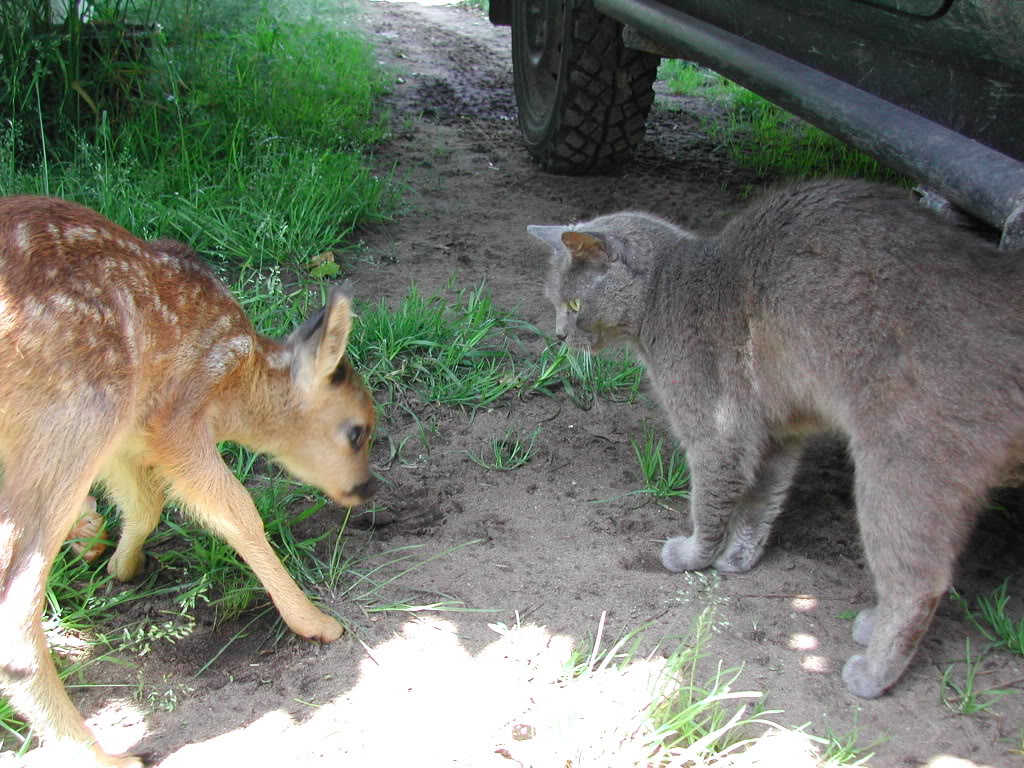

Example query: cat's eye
[567,298,580,312]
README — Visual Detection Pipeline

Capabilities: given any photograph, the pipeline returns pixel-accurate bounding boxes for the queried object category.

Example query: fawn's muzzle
[351,476,380,501]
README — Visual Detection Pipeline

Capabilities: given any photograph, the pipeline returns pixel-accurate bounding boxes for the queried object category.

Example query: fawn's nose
[556,331,567,341]
[352,476,379,500]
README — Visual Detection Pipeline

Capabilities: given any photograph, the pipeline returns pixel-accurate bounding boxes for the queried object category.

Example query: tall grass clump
[659,60,903,183]
[1,0,166,152]
[346,281,648,412]
[350,282,523,410]
[1,0,397,266]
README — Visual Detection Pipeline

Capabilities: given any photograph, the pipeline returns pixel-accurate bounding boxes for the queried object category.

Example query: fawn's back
[0,198,251,442]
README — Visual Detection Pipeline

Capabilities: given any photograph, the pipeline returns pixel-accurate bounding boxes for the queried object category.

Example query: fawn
[0,196,378,767]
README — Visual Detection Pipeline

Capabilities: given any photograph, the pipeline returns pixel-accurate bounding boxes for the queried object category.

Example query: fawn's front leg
[160,428,344,643]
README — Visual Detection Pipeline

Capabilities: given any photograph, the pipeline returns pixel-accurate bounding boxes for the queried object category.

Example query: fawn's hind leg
[103,456,166,582]
[0,453,140,766]
[841,454,977,698]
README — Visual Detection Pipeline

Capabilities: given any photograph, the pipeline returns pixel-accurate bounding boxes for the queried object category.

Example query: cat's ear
[561,231,614,263]
[528,225,615,264]
[527,225,569,252]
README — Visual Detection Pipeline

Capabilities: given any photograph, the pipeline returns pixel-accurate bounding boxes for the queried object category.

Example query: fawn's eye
[567,298,580,312]
[346,424,366,448]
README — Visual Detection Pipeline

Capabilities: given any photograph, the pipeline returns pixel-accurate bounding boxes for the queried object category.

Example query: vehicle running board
[598,0,1024,248]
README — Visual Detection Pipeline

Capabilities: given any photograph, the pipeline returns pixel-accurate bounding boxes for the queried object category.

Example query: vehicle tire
[511,0,660,173]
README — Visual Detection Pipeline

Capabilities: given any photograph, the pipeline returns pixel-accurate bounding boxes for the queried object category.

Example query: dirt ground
[18,1,1024,766]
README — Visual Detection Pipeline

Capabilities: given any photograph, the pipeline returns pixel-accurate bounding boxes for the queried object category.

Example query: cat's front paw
[841,654,887,699]
[851,607,876,646]
[661,536,715,573]
[712,545,760,573]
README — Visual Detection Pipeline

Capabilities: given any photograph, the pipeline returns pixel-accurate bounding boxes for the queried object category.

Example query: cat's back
[709,180,1024,414]
[718,179,1024,314]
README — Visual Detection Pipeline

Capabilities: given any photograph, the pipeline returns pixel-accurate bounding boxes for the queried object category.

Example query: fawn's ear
[290,282,355,391]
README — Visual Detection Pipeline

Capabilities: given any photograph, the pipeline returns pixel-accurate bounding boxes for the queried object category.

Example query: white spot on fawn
[14,221,32,253]
[63,225,101,244]
[0,296,15,336]
[205,336,252,375]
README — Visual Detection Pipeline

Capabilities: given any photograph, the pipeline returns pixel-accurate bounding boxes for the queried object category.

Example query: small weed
[468,427,542,471]
[818,722,883,765]
[137,675,196,714]
[647,605,767,760]
[952,578,1024,655]
[563,611,650,678]
[631,423,690,499]
[1005,723,1024,756]
[940,639,1016,715]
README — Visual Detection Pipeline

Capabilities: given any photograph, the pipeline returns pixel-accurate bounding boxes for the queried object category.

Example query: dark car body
[490,0,1024,246]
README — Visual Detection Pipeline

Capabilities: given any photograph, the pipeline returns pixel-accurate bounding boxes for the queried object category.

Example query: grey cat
[528,179,1024,699]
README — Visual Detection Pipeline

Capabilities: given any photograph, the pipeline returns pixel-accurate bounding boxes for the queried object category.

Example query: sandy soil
[13,2,1024,766]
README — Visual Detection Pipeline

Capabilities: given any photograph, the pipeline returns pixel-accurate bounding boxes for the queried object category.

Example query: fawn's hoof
[294,612,345,643]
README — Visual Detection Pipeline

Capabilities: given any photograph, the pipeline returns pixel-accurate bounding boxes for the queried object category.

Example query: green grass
[630,423,691,499]
[818,722,882,766]
[346,281,646,412]
[468,427,542,471]
[952,578,1024,655]
[548,606,876,765]
[658,60,903,183]
[349,282,523,410]
[939,639,1017,715]
[1,0,397,268]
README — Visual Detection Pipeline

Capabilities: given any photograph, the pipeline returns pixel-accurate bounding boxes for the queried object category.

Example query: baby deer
[0,196,378,766]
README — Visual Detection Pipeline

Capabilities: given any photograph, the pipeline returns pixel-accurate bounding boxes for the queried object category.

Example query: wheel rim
[514,0,564,140]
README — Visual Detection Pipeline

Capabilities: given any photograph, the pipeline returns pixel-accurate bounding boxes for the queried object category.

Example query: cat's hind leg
[713,438,804,573]
[841,453,979,698]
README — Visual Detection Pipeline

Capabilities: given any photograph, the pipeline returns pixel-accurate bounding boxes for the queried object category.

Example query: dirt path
[54,2,1024,766]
